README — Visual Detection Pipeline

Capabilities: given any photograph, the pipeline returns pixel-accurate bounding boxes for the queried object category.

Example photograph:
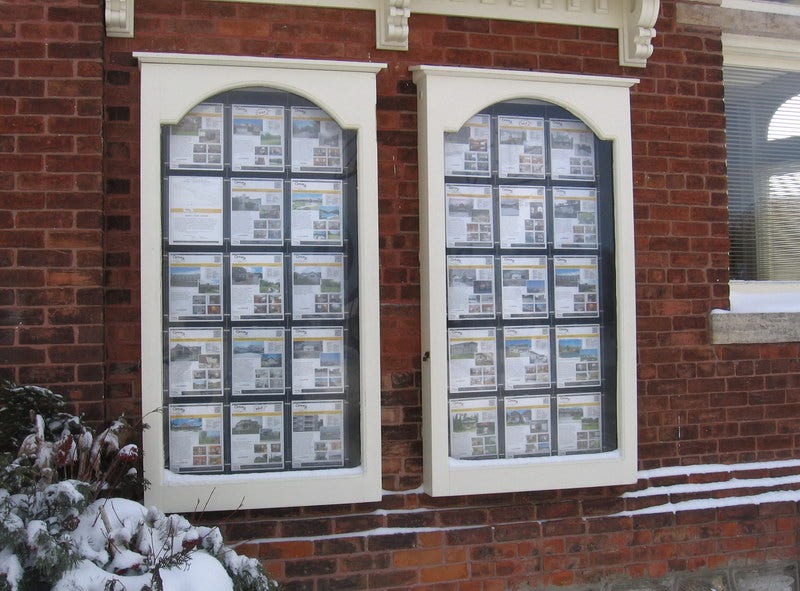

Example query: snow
[0,547,22,591]
[637,458,800,479]
[614,489,800,517]
[623,473,800,498]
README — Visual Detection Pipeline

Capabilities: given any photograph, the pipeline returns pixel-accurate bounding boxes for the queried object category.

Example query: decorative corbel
[105,0,134,38]
[620,0,659,67]
[376,0,411,50]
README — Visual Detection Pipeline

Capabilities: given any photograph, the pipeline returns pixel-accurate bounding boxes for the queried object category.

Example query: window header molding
[115,0,660,68]
[723,33,800,72]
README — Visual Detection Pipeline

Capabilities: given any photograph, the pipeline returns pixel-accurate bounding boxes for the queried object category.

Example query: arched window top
[768,92,800,141]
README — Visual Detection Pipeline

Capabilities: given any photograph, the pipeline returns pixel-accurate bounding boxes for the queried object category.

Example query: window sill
[710,281,800,344]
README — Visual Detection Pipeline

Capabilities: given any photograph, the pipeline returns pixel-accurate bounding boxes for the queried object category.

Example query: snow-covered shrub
[0,382,280,591]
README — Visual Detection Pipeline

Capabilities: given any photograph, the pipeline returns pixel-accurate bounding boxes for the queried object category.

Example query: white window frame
[411,65,638,497]
[137,52,385,512]
[711,34,800,344]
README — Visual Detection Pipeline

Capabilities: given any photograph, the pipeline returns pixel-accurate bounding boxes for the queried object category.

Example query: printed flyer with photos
[447,255,496,320]
[168,403,224,472]
[230,253,284,321]
[503,326,551,390]
[445,183,494,248]
[553,256,599,319]
[169,102,224,170]
[557,393,602,453]
[444,114,492,177]
[231,328,285,396]
[497,116,546,178]
[290,180,343,246]
[231,104,285,172]
[291,400,345,468]
[291,327,344,395]
[291,107,343,173]
[552,187,598,249]
[230,402,284,471]
[448,328,498,394]
[500,255,548,319]
[498,185,547,249]
[549,119,595,180]
[230,178,284,246]
[167,327,224,397]
[504,395,552,457]
[555,324,601,388]
[168,253,223,322]
[449,397,499,459]
[291,253,345,320]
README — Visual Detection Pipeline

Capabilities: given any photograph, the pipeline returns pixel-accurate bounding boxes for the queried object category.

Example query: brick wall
[0,0,106,419]
[3,0,800,587]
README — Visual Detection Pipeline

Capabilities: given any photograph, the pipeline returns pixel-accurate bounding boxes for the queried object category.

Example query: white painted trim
[412,64,639,497]
[139,53,385,512]
[105,0,134,38]
[723,33,800,72]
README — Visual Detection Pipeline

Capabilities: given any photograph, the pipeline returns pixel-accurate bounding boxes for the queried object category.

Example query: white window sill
[710,281,800,344]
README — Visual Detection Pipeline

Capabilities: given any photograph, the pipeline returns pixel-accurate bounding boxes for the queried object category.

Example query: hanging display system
[442,100,618,460]
[160,88,360,474]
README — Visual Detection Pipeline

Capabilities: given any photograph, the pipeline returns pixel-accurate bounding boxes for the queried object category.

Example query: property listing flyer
[230,253,284,321]
[555,324,601,388]
[445,183,494,248]
[230,178,284,246]
[552,187,598,249]
[498,185,547,249]
[557,393,602,453]
[500,256,548,319]
[444,113,492,177]
[167,176,223,246]
[446,255,496,320]
[291,327,344,395]
[449,397,499,460]
[290,179,343,246]
[168,403,224,472]
[167,328,224,397]
[503,326,551,390]
[504,395,552,457]
[231,104,285,172]
[549,119,595,180]
[497,116,546,178]
[230,402,284,471]
[291,253,345,320]
[167,253,223,322]
[447,328,498,394]
[553,256,599,318]
[231,328,285,396]
[290,107,343,174]
[169,102,224,170]
[291,400,345,468]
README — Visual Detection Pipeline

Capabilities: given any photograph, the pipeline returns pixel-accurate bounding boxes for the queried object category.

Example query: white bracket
[105,0,134,38]
[620,0,659,67]
[376,0,411,50]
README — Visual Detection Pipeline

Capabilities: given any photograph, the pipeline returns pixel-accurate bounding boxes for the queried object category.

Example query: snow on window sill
[710,281,800,344]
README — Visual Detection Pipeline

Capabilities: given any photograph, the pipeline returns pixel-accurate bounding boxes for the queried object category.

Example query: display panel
[161,88,360,475]
[442,100,617,460]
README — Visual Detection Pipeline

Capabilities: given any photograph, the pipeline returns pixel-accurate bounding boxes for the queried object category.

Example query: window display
[161,88,360,475]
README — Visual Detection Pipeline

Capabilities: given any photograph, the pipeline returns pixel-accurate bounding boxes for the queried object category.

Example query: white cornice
[105,0,134,38]
[134,52,387,74]
[723,33,800,72]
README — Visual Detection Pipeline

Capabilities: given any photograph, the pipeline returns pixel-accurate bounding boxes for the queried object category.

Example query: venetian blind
[724,65,800,280]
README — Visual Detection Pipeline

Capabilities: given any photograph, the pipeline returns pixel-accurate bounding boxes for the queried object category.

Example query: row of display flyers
[448,325,601,393]
[168,327,344,398]
[449,393,602,460]
[168,252,344,322]
[169,104,346,174]
[445,115,596,180]
[446,184,598,250]
[448,254,599,320]
[167,399,345,473]
[167,177,345,247]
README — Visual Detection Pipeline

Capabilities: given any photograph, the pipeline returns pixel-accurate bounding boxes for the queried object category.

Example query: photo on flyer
[291,400,345,468]
[291,253,345,320]
[549,118,595,180]
[444,113,492,177]
[553,256,599,319]
[504,395,552,457]
[231,104,285,172]
[230,178,284,246]
[230,253,284,321]
[231,328,285,396]
[168,403,224,473]
[498,185,547,249]
[449,397,499,460]
[552,187,598,249]
[291,327,344,395]
[230,402,284,471]
[167,327,224,398]
[556,393,602,453]
[290,179,343,246]
[168,102,224,171]
[446,255,496,320]
[447,328,498,394]
[555,324,601,388]
[167,176,224,246]
[497,116,546,179]
[503,326,551,390]
[167,253,223,322]
[445,183,494,248]
[500,256,548,319]
[290,107,343,173]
